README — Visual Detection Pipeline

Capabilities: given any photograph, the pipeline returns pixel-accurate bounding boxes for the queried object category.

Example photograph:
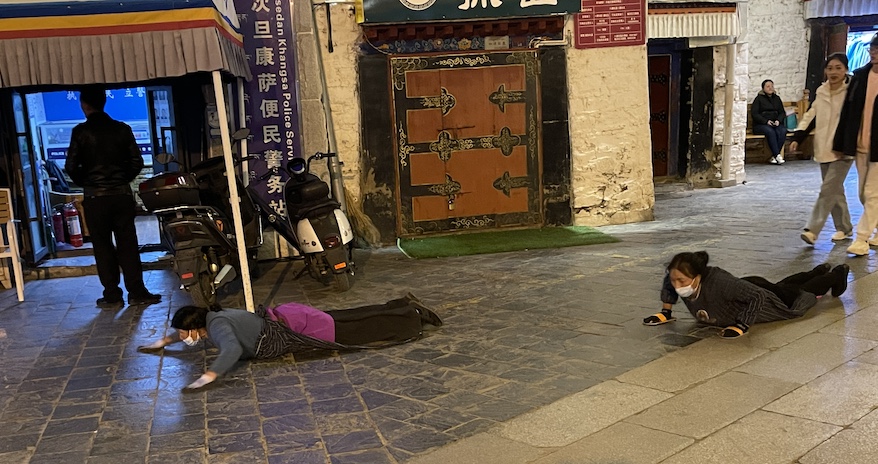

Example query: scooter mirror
[287,158,307,176]
[232,128,251,141]
[154,152,176,165]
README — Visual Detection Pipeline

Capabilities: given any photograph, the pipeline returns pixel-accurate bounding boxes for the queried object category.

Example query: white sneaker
[776,154,785,164]
[848,240,870,256]
[769,156,779,165]
[800,231,817,245]
[832,231,853,241]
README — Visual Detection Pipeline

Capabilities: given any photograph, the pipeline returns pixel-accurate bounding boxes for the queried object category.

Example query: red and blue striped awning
[0,0,250,88]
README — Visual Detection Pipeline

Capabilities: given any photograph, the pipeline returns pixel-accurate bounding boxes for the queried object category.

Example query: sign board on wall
[574,0,645,49]
[235,0,301,217]
[357,0,581,24]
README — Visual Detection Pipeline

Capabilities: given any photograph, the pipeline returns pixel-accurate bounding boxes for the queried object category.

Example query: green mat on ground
[397,226,620,259]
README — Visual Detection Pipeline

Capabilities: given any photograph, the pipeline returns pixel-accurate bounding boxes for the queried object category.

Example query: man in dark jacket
[66,87,161,309]
[833,33,878,256]
[751,79,788,165]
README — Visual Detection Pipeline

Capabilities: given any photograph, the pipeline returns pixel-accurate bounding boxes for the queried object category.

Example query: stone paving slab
[799,408,878,464]
[624,371,800,439]
[660,410,840,464]
[1,161,877,463]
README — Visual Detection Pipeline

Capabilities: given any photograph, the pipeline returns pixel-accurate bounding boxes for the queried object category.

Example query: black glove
[721,322,750,339]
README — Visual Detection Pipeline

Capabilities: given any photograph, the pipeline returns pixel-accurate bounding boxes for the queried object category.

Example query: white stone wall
[567,24,655,225]
[747,0,809,102]
[294,1,363,202]
[708,42,750,186]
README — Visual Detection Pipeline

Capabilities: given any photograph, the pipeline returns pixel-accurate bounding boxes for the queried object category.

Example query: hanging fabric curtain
[0,0,251,88]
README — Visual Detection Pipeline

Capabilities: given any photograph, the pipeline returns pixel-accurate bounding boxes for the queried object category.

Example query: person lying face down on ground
[138,294,443,392]
[642,251,850,338]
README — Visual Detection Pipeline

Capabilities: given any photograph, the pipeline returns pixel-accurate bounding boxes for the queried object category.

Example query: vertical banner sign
[575,0,645,49]
[235,0,301,216]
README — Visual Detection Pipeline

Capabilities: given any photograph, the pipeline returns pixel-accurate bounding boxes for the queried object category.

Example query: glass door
[11,92,49,263]
[147,87,177,175]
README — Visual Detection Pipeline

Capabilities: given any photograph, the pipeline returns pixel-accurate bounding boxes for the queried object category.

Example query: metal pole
[311,2,347,212]
[212,71,255,312]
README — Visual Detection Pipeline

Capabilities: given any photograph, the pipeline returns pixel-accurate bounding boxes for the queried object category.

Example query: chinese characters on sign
[235,0,301,217]
[574,0,645,49]
[361,0,580,23]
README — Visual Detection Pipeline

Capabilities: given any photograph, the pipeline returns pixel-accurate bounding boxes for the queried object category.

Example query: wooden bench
[746,90,812,163]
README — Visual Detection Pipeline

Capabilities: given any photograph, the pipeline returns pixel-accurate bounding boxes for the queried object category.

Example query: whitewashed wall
[567,22,655,225]
[747,0,809,102]
[294,1,363,203]
[703,42,749,186]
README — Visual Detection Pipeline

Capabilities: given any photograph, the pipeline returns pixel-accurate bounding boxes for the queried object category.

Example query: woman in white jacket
[792,53,854,245]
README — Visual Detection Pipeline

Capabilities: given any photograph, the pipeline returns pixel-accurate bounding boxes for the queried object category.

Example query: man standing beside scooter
[66,86,161,310]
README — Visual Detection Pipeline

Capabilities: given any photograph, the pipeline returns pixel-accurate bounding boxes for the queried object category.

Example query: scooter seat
[288,200,339,222]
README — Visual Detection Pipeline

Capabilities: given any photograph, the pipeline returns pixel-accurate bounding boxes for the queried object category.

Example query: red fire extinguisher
[64,202,83,247]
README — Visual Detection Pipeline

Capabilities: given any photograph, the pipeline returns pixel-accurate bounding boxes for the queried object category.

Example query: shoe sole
[800,233,815,245]
[129,299,162,306]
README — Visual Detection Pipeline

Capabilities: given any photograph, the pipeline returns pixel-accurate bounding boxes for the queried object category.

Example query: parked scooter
[138,133,261,307]
[282,152,355,291]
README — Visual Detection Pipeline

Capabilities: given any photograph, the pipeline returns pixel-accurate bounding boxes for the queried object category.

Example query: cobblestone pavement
[0,161,873,463]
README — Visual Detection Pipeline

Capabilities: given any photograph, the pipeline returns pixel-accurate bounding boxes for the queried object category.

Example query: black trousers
[82,194,147,301]
[742,267,836,308]
[326,298,422,345]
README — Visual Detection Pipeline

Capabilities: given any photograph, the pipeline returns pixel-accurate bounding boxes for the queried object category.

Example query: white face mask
[182,330,201,346]
[675,285,696,298]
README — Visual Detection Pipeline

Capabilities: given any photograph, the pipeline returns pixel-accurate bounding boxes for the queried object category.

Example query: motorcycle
[282,152,355,291]
[138,135,262,307]
[244,152,355,292]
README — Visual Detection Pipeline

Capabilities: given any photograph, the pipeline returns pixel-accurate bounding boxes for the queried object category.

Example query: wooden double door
[391,51,543,236]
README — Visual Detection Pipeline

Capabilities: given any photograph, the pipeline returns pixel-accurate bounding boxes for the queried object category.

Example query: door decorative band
[420,88,457,115]
[489,84,524,112]
[493,171,530,197]
[427,173,461,196]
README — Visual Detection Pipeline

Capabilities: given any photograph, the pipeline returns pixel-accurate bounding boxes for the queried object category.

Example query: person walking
[792,53,854,246]
[752,79,790,165]
[138,295,443,392]
[835,33,878,256]
[65,86,161,309]
[642,251,849,339]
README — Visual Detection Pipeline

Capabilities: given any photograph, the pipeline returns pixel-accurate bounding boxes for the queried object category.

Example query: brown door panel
[392,52,543,236]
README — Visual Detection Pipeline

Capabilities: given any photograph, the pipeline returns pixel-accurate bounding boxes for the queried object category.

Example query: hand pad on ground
[137,338,167,353]
[182,374,217,393]
[721,323,749,339]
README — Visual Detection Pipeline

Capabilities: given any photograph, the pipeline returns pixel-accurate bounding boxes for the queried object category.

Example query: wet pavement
[0,160,874,463]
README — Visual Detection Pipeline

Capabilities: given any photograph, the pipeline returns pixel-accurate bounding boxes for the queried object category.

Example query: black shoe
[129,292,162,306]
[410,300,443,327]
[96,298,124,310]
[812,263,832,275]
[831,264,850,297]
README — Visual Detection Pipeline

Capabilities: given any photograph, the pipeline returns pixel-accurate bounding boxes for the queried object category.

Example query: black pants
[82,194,147,301]
[326,298,422,345]
[742,267,836,308]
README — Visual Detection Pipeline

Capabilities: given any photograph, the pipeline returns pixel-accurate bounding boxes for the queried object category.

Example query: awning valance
[0,0,250,89]
[804,0,878,19]
[647,11,739,39]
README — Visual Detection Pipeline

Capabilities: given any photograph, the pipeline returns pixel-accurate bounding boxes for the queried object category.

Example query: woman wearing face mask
[792,53,854,246]
[642,251,849,338]
[138,296,442,392]
[752,79,789,165]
